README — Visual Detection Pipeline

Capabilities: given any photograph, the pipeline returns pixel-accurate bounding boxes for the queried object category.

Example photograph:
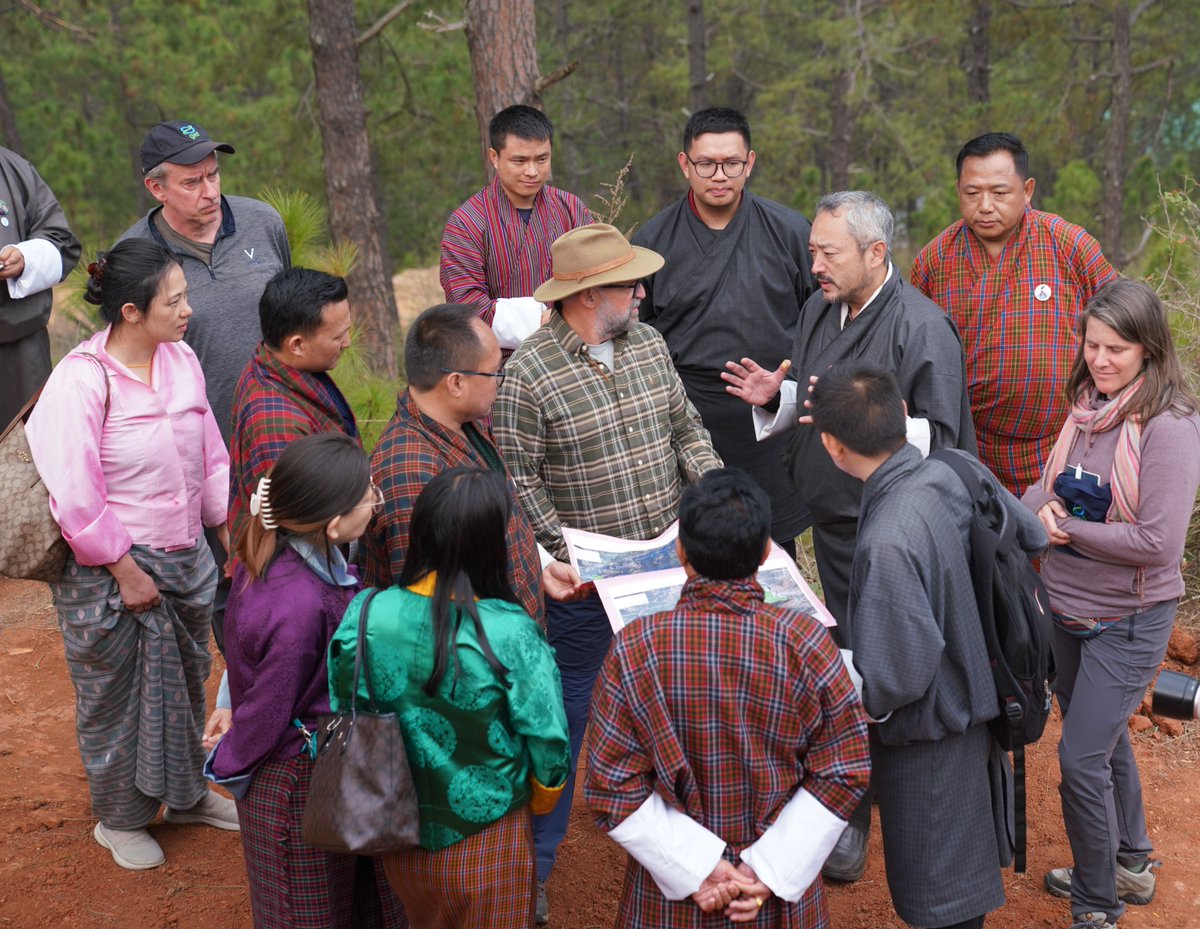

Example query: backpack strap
[929,447,1031,873]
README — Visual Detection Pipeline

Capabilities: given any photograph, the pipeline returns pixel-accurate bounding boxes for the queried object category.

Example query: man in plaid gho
[912,132,1117,494]
[586,468,869,928]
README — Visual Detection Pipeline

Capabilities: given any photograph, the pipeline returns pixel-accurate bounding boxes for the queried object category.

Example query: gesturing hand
[722,358,790,407]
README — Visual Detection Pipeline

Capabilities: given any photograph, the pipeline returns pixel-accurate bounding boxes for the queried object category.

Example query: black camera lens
[1151,670,1200,721]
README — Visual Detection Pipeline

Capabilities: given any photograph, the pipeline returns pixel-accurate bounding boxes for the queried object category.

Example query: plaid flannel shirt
[912,209,1117,492]
[227,343,359,548]
[360,391,544,623]
[493,312,722,560]
[586,576,871,929]
[439,177,593,323]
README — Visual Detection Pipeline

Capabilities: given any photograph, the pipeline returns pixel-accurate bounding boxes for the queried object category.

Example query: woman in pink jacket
[27,238,237,872]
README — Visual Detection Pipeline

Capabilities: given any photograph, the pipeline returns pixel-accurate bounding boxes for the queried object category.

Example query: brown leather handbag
[0,353,109,583]
[301,589,422,854]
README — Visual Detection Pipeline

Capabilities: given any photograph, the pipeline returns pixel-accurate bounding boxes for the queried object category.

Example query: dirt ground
[0,578,1197,928]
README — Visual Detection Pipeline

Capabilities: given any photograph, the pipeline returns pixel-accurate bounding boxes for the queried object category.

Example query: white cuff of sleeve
[6,238,63,299]
[739,789,848,902]
[840,649,892,724]
[492,297,545,349]
[905,416,931,457]
[607,792,727,900]
[752,380,799,441]
[536,543,555,571]
[217,670,232,710]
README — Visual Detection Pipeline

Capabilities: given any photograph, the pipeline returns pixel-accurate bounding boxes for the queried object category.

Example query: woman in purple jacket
[1022,279,1200,929]
[208,432,404,929]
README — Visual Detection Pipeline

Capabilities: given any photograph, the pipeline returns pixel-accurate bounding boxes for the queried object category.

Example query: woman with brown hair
[1022,279,1200,929]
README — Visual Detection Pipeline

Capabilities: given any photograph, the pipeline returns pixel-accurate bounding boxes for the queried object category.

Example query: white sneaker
[163,790,240,831]
[94,822,165,870]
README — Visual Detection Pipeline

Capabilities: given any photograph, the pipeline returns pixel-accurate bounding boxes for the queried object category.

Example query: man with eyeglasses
[494,223,722,923]
[441,105,593,354]
[361,303,582,625]
[632,107,816,558]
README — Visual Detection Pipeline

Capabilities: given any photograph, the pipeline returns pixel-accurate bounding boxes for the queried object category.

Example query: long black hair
[398,467,521,695]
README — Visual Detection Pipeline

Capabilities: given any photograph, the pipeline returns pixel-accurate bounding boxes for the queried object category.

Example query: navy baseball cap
[140,120,235,174]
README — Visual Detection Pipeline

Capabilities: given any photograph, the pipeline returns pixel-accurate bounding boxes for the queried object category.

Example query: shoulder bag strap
[351,588,382,713]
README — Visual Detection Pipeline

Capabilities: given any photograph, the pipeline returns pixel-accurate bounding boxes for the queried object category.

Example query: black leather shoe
[821,825,868,883]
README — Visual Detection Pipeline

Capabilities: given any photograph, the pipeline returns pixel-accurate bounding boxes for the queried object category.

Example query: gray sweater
[119,195,291,443]
[1021,401,1200,617]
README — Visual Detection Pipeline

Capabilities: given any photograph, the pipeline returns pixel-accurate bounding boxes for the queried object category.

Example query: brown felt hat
[533,224,664,303]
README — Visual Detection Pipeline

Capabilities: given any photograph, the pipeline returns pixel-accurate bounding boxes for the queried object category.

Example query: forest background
[3,0,1200,482]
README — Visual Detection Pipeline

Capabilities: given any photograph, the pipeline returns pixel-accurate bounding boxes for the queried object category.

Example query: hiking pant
[1052,598,1176,923]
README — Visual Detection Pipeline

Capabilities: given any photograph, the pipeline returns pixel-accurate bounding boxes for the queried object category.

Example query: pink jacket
[26,328,229,566]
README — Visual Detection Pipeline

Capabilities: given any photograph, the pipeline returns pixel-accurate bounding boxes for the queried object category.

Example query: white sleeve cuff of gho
[491,297,544,349]
[607,791,727,900]
[905,416,931,457]
[6,238,63,298]
[752,380,799,441]
[739,789,848,902]
[536,543,555,570]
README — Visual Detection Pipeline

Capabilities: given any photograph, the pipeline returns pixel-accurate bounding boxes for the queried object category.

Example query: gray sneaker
[93,822,165,871]
[535,879,549,925]
[1068,912,1114,929]
[1045,860,1158,905]
[163,790,240,831]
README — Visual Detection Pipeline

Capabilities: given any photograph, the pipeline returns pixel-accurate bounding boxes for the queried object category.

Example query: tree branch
[13,0,94,41]
[356,0,417,46]
[418,11,464,32]
[533,60,579,96]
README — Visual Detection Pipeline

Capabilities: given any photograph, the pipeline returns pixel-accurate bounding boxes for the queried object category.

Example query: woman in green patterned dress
[328,466,570,929]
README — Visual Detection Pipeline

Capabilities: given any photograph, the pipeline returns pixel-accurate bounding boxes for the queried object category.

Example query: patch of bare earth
[1,584,1196,928]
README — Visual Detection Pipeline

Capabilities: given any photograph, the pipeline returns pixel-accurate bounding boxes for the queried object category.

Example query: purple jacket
[212,548,358,778]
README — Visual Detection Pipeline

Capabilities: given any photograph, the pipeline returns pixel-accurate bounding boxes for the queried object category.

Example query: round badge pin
[0,217,8,227]
[1034,283,1052,302]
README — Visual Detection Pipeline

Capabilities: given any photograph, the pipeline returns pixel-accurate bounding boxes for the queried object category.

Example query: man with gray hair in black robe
[810,362,1046,929]
[633,107,815,555]
[723,189,975,881]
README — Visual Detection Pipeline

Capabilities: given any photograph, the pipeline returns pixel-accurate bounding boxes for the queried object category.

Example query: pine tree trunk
[465,0,541,177]
[965,0,991,108]
[1102,1,1133,269]
[687,0,708,114]
[308,0,398,377]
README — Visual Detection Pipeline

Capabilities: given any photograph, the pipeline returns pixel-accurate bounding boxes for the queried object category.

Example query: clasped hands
[691,859,773,923]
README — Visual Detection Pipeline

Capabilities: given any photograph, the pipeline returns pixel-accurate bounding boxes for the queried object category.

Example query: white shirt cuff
[607,792,727,900]
[536,543,555,571]
[492,297,544,349]
[6,238,64,299]
[752,380,799,441]
[739,789,848,902]
[906,416,931,457]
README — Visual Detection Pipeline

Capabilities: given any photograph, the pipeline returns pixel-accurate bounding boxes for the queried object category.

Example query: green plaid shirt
[494,312,721,560]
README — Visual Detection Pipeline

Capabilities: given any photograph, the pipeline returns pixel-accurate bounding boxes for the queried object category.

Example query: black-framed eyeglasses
[439,366,507,385]
[685,155,747,178]
[600,281,639,291]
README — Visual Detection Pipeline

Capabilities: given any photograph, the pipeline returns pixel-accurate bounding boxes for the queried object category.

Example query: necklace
[125,360,153,369]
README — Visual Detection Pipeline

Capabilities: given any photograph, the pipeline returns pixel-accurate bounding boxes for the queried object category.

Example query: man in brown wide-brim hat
[492,222,722,924]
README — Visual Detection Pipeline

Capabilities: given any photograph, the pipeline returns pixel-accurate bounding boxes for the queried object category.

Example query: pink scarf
[1041,375,1145,522]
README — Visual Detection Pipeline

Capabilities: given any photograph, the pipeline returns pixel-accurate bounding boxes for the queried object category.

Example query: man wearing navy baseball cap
[119,120,293,653]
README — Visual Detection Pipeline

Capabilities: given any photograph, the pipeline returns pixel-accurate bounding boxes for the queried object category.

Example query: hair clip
[87,255,108,283]
[249,475,277,530]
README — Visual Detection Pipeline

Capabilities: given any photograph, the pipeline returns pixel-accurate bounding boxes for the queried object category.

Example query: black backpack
[930,450,1053,873]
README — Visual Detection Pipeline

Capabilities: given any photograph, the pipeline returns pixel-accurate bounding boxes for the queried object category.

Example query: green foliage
[1041,160,1103,230]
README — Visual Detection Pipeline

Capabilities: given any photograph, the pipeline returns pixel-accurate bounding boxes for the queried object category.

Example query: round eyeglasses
[685,155,748,178]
